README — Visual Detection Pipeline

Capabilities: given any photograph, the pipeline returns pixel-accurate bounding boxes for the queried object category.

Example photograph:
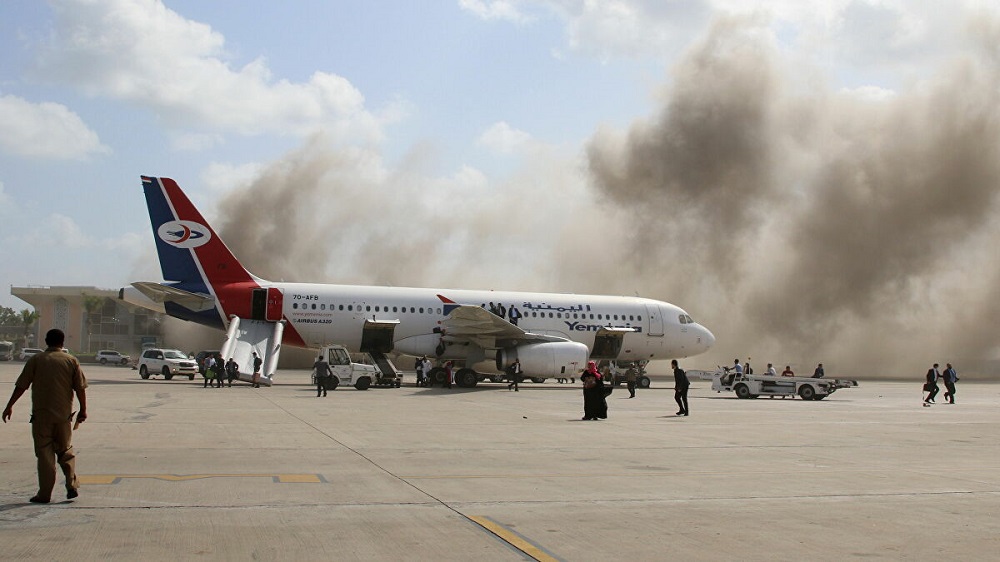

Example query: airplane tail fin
[141,176,257,289]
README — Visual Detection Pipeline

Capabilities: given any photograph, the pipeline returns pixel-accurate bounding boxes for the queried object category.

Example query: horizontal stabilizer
[131,282,216,312]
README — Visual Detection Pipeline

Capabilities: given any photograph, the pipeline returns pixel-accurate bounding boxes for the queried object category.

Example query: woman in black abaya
[581,361,608,420]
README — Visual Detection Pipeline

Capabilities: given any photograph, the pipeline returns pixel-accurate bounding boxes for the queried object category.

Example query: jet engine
[496,341,589,377]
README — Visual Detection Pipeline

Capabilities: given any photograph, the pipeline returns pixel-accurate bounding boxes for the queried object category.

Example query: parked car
[19,347,43,360]
[95,349,131,366]
[138,348,198,380]
[194,350,221,375]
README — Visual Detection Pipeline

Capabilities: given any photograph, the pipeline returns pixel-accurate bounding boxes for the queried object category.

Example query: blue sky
[0,1,673,308]
[1,1,997,373]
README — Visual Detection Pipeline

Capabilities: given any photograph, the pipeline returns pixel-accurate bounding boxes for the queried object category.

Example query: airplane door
[266,288,283,322]
[645,304,664,336]
[360,320,399,353]
[251,288,267,321]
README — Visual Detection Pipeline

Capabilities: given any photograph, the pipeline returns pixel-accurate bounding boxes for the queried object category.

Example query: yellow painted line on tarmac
[80,473,324,484]
[469,515,559,562]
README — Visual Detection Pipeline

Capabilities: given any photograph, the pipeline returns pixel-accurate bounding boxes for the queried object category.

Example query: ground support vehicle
[194,350,221,375]
[597,360,652,389]
[19,347,43,360]
[95,349,131,365]
[314,345,399,390]
[0,341,13,361]
[688,367,858,400]
[137,348,198,380]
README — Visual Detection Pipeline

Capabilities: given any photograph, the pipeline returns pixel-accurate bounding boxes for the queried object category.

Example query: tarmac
[1,362,998,561]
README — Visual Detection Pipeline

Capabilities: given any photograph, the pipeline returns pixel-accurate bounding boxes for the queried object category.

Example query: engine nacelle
[496,342,589,377]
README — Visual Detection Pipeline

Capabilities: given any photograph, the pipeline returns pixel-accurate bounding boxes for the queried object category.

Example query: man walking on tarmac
[672,359,689,416]
[313,354,332,397]
[923,363,941,405]
[507,359,522,391]
[252,352,263,387]
[3,329,88,503]
[942,363,959,404]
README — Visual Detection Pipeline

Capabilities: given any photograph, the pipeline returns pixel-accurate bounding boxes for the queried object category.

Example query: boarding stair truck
[313,345,400,390]
[688,367,858,400]
[597,359,652,389]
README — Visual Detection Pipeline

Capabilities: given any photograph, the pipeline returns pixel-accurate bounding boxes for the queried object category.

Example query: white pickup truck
[687,367,858,400]
[312,345,400,390]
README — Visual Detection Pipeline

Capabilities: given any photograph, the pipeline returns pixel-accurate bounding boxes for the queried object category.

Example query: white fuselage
[273,282,714,364]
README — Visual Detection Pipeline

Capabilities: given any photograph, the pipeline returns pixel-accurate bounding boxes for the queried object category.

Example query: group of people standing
[923,363,959,406]
[202,352,263,388]
[487,302,521,326]
[734,358,825,378]
[578,359,690,420]
[414,356,456,388]
[202,353,239,388]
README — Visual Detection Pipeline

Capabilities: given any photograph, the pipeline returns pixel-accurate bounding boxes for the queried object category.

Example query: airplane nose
[700,326,716,350]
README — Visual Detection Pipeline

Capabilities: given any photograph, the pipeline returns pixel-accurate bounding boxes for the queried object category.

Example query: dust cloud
[171,14,1000,379]
[585,15,1000,377]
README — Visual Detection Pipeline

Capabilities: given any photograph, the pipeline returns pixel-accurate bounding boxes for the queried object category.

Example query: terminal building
[9,286,165,355]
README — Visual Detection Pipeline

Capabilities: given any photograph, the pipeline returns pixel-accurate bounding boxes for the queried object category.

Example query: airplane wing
[131,281,216,312]
[437,296,568,348]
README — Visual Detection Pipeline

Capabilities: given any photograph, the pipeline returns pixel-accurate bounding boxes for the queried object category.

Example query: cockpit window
[678,315,688,325]
[685,315,694,324]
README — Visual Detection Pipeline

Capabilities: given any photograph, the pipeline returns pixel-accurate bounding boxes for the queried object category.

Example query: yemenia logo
[158,220,211,249]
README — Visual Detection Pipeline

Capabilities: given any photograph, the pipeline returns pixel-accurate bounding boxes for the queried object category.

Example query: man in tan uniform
[3,329,88,503]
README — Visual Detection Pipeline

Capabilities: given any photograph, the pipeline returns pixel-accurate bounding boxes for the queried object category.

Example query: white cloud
[0,94,110,160]
[541,0,710,60]
[458,0,534,23]
[200,161,265,195]
[840,85,896,101]
[169,132,224,152]
[477,121,533,154]
[36,0,384,142]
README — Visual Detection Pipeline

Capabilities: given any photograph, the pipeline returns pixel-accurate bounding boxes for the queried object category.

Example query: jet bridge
[220,316,284,387]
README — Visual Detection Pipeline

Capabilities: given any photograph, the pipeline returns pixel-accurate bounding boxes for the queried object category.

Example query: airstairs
[368,351,401,381]
[220,316,284,387]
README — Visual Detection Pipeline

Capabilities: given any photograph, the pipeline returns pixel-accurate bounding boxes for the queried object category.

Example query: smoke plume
[171,14,1000,379]
[586,15,1000,377]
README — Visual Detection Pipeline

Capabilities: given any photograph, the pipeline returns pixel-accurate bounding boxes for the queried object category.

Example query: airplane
[120,176,715,387]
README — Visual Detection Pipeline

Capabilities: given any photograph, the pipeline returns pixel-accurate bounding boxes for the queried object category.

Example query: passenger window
[312,304,317,310]
[292,303,298,309]
[419,308,424,313]
[366,306,371,312]
[348,305,353,311]
[339,305,344,311]
[393,306,398,313]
